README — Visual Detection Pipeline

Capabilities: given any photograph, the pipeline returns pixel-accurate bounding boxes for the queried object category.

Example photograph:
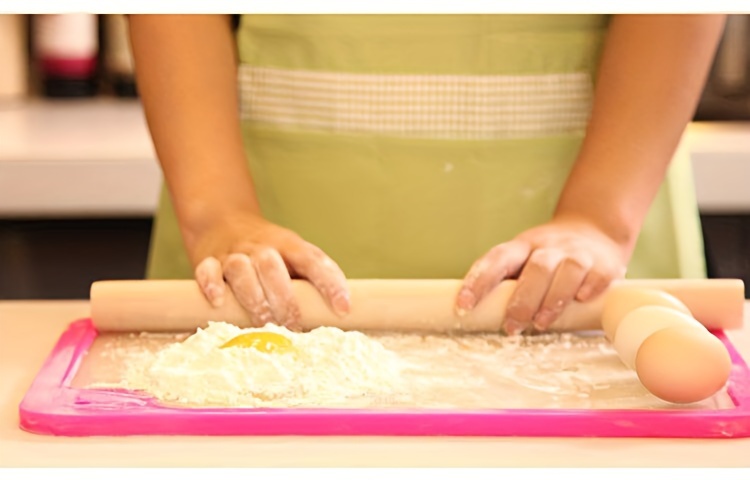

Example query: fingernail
[259,310,274,327]
[284,319,302,333]
[332,292,350,317]
[533,310,554,332]
[285,305,302,332]
[456,288,476,317]
[504,318,525,336]
[206,283,224,308]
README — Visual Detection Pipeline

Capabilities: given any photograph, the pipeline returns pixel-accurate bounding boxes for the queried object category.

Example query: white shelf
[0,98,162,217]
[0,99,748,217]
[684,121,750,214]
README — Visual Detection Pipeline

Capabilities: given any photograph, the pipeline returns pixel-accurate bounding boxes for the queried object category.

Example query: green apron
[146,14,706,281]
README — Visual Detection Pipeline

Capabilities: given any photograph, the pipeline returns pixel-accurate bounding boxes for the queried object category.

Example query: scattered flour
[117,322,408,407]
[84,325,728,410]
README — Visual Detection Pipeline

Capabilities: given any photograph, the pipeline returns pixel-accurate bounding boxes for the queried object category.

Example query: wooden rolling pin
[89,278,745,333]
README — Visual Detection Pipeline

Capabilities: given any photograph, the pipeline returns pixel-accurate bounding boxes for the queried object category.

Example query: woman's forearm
[555,14,726,252]
[128,15,261,253]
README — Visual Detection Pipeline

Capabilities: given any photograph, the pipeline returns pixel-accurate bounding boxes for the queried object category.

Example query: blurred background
[0,14,749,300]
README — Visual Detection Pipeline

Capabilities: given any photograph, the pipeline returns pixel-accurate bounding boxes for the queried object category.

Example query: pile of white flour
[117,322,408,407]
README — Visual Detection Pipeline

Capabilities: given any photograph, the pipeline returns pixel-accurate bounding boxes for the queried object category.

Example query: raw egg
[601,287,692,341]
[220,332,296,354]
[612,305,704,369]
[635,325,732,404]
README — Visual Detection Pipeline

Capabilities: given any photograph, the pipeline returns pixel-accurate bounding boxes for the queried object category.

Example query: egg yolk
[220,332,295,354]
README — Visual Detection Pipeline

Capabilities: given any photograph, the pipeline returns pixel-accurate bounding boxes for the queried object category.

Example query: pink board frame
[18,318,750,438]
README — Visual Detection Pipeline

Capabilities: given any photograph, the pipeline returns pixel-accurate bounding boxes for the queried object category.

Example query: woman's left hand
[455,215,630,335]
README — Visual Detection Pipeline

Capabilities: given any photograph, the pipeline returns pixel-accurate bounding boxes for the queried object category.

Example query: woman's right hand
[126,15,349,330]
[190,211,350,331]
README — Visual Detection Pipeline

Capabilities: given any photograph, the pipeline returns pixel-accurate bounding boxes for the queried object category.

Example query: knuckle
[488,240,522,260]
[194,261,212,283]
[287,242,324,270]
[488,243,509,258]
[223,253,252,276]
[594,276,615,293]
[252,247,283,271]
[527,249,559,275]
[591,265,616,284]
[304,243,328,262]
[196,256,220,269]
[319,255,340,271]
[195,257,219,278]
[581,268,615,298]
[531,247,559,263]
[276,229,304,248]
[301,245,344,282]
[562,253,590,272]
[315,251,343,275]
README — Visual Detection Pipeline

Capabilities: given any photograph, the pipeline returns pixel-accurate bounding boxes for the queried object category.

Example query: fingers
[222,249,303,330]
[456,240,531,316]
[195,256,225,307]
[286,241,351,317]
[577,262,626,302]
[504,248,566,335]
[222,253,274,328]
[199,232,347,330]
[461,218,629,336]
[531,255,591,332]
[506,253,621,335]
[252,248,301,330]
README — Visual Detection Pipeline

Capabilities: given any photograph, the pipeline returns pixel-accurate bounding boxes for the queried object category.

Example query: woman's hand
[192,211,350,331]
[127,16,350,330]
[454,15,726,335]
[456,215,629,335]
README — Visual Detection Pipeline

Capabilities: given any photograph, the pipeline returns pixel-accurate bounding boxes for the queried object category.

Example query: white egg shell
[601,287,692,342]
[612,305,705,369]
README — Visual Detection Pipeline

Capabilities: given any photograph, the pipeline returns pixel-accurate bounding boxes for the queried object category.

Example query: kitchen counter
[0,99,749,217]
[1,300,750,467]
